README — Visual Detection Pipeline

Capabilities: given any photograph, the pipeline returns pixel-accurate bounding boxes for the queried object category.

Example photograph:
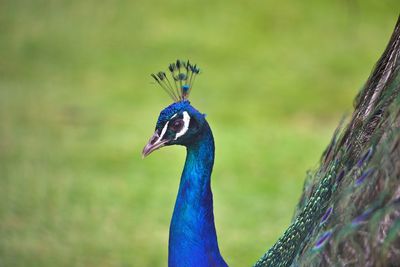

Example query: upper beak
[142,131,169,158]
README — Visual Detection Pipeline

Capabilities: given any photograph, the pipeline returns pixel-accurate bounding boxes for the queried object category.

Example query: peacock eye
[171,119,184,131]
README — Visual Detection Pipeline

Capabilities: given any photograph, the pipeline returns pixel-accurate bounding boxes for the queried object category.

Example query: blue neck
[168,122,227,267]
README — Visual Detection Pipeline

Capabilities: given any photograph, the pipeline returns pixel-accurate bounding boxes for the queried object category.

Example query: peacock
[142,16,400,267]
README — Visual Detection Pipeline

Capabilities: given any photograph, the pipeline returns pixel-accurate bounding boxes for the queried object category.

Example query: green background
[0,0,398,266]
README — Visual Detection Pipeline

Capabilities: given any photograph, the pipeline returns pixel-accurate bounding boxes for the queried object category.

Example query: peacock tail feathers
[255,16,400,267]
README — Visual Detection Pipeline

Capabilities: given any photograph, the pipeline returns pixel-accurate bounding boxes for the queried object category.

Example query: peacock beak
[142,130,170,158]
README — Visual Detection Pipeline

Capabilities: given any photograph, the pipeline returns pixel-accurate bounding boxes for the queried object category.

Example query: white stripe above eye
[157,120,169,142]
[174,111,190,140]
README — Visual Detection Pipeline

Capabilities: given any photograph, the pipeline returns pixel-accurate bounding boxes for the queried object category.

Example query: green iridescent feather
[255,15,400,267]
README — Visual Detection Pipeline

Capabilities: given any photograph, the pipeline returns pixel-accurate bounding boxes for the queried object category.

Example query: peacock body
[255,16,400,267]
[143,16,400,267]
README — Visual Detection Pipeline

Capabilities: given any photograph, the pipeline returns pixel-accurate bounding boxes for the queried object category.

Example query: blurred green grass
[0,0,398,266]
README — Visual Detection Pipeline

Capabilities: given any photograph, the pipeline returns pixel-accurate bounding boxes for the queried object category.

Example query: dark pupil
[171,120,183,131]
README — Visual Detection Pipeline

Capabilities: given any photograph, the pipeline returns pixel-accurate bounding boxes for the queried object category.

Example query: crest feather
[151,60,200,102]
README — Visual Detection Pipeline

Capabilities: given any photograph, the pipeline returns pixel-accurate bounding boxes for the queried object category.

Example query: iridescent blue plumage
[156,100,191,128]
[144,18,400,266]
[152,101,227,267]
[169,115,227,266]
[144,63,227,266]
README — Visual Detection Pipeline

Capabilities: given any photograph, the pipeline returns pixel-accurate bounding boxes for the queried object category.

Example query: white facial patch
[174,111,190,140]
[157,121,169,142]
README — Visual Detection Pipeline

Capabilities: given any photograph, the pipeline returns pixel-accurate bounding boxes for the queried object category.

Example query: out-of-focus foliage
[0,0,398,266]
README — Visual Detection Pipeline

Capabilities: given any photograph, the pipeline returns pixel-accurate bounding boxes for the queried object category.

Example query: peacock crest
[151,59,200,102]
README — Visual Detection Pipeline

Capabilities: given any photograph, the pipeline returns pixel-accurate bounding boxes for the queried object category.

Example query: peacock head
[142,60,206,157]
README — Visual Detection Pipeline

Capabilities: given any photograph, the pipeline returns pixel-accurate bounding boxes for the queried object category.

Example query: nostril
[150,135,158,145]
